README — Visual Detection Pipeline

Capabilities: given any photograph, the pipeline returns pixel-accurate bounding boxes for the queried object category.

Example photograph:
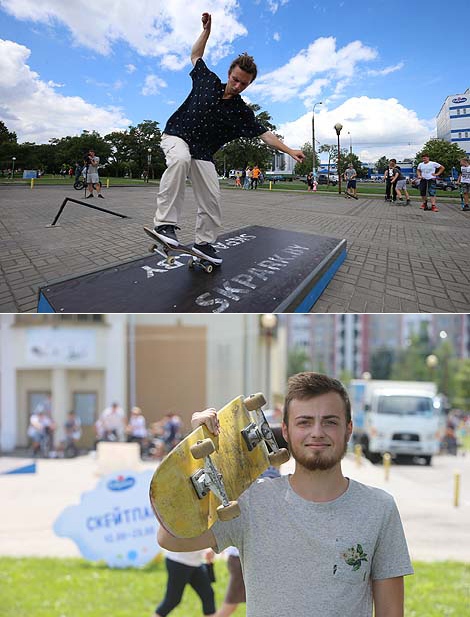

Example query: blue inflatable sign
[54,469,160,568]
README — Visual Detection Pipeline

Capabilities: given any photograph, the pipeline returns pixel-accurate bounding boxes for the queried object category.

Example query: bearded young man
[157,372,413,617]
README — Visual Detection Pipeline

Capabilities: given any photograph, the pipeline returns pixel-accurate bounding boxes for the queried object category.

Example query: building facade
[0,314,286,453]
[436,88,470,158]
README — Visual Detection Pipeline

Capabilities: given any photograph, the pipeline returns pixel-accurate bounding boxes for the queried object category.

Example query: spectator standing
[344,163,357,199]
[457,157,470,211]
[383,159,397,202]
[250,165,260,189]
[126,406,148,455]
[96,402,125,442]
[393,165,410,205]
[417,153,444,212]
[85,149,104,199]
[244,166,252,190]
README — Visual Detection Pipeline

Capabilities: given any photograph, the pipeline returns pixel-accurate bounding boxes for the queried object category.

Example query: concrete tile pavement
[1,184,469,313]
[1,452,468,561]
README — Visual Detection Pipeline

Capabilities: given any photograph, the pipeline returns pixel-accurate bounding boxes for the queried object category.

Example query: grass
[0,557,468,616]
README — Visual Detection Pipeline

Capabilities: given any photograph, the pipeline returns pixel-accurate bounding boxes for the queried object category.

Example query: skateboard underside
[149,395,270,538]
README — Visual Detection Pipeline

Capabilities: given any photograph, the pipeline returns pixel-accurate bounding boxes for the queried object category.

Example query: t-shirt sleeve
[190,57,212,81]
[371,495,414,580]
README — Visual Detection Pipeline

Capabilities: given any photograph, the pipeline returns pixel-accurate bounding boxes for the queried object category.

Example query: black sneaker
[154,225,180,247]
[192,243,223,265]
[98,194,104,199]
[86,194,94,198]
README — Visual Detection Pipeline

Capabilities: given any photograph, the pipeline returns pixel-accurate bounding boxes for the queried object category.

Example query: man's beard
[287,434,349,471]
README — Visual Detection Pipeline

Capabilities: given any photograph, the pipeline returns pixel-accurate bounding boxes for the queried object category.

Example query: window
[73,392,98,426]
[28,392,52,415]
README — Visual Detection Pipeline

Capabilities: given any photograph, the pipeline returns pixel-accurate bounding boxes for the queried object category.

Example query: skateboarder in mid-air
[151,12,305,266]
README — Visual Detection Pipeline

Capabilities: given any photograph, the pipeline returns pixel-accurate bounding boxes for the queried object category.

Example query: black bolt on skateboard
[143,227,218,274]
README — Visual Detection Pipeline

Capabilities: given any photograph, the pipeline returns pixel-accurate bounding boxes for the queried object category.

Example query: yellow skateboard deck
[149,393,286,538]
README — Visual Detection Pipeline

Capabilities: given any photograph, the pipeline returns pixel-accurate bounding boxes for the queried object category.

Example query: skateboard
[143,226,218,274]
[149,392,290,538]
[344,192,358,200]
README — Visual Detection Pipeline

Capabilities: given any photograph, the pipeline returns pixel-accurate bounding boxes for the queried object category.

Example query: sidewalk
[1,185,469,312]
[1,453,468,561]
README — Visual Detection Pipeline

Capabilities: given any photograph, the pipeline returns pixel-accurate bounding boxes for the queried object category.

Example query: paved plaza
[1,183,470,313]
[1,452,469,561]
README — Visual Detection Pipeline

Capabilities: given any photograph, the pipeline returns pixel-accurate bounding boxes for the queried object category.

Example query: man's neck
[289,464,349,503]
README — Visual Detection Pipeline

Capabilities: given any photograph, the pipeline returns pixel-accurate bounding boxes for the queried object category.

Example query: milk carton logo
[54,469,160,568]
[452,97,467,104]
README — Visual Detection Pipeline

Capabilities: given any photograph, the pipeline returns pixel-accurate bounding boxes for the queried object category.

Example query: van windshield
[377,395,434,415]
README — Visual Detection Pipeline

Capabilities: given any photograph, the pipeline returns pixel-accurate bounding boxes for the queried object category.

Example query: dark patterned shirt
[164,58,267,162]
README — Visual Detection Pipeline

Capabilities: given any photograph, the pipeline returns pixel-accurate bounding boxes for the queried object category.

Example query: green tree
[415,139,467,177]
[370,347,395,379]
[287,347,312,379]
[0,120,17,144]
[391,322,433,381]
[294,142,319,176]
[213,104,278,173]
[454,360,470,410]
[375,156,389,174]
[318,144,337,181]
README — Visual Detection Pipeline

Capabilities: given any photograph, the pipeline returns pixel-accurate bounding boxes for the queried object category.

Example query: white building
[436,88,470,157]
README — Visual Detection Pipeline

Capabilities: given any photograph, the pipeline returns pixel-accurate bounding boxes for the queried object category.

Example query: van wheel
[423,456,432,466]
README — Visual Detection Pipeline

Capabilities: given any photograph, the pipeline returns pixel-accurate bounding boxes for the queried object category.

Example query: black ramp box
[37,226,347,313]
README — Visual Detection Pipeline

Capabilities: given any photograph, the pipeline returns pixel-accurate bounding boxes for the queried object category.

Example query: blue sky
[0,0,468,162]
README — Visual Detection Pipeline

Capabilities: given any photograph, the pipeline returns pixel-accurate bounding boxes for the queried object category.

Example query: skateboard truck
[242,393,290,466]
[190,439,241,521]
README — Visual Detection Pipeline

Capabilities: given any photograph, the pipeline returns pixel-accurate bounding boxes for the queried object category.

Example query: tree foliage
[415,139,467,177]
[287,347,312,379]
[294,142,320,176]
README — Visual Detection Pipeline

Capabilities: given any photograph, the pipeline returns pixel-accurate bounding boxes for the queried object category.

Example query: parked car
[317,174,337,186]
[411,177,457,191]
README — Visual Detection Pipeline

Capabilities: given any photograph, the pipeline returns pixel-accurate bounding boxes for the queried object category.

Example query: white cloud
[249,37,377,107]
[141,74,168,96]
[278,96,436,162]
[0,0,247,70]
[367,62,404,77]
[0,39,131,143]
[273,32,281,42]
[267,0,290,13]
[125,63,137,74]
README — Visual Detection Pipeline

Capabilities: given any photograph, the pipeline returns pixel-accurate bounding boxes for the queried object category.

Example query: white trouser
[154,134,222,245]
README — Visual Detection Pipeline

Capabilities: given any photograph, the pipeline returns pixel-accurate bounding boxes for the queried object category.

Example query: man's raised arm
[260,131,305,163]
[191,12,211,66]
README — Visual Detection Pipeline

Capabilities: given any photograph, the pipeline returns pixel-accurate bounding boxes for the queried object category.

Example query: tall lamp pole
[11,156,16,180]
[348,131,352,155]
[334,123,343,194]
[147,148,152,182]
[260,313,278,407]
[312,101,322,178]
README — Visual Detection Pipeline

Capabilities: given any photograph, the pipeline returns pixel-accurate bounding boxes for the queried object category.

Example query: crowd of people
[27,401,185,460]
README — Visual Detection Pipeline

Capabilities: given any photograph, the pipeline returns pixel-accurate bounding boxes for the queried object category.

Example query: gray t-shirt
[212,476,413,617]
[345,167,356,180]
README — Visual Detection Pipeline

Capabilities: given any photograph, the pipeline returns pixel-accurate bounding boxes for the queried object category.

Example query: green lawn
[0,557,468,616]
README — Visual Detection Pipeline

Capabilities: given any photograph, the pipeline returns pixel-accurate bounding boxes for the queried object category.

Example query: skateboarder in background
[151,12,305,265]
[457,158,470,211]
[157,372,414,616]
[344,163,357,198]
[417,153,444,211]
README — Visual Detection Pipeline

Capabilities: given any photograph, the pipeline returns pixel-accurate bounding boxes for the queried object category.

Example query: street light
[147,148,152,182]
[260,313,278,407]
[11,156,16,180]
[348,131,352,155]
[312,102,322,178]
[334,123,343,194]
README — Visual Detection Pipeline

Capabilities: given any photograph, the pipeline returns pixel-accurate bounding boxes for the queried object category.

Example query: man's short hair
[229,52,258,82]
[422,152,429,157]
[283,372,352,425]
[389,158,396,164]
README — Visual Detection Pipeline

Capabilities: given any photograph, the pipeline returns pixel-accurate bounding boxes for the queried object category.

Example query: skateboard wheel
[167,256,175,266]
[244,392,266,411]
[205,264,214,273]
[269,448,290,466]
[190,438,215,459]
[217,501,241,521]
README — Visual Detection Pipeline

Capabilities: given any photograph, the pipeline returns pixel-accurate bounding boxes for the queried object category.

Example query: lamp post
[147,148,152,182]
[11,156,16,180]
[334,123,343,194]
[348,131,352,155]
[260,313,278,407]
[312,102,322,178]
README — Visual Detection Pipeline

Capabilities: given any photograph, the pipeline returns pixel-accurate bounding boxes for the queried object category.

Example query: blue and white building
[436,88,470,157]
